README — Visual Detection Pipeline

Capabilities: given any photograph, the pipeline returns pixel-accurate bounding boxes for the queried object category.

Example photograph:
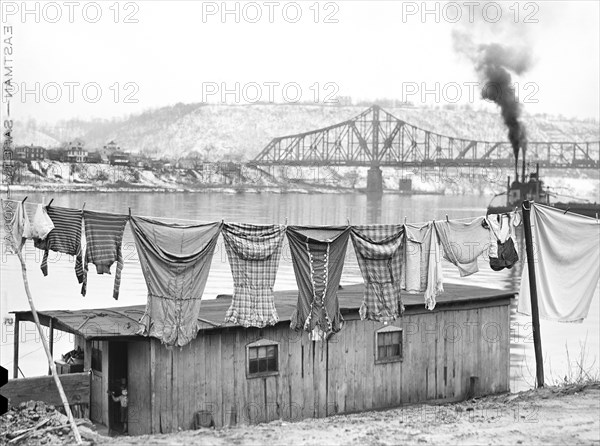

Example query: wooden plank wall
[2,372,90,407]
[127,342,152,435]
[136,302,510,433]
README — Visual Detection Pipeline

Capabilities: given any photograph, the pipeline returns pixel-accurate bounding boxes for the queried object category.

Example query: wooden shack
[9,283,513,435]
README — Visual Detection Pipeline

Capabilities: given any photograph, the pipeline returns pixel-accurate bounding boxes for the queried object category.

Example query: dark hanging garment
[350,225,404,323]
[81,210,129,299]
[34,206,84,283]
[490,237,519,271]
[487,213,519,271]
[129,216,222,348]
[222,223,286,328]
[286,226,350,340]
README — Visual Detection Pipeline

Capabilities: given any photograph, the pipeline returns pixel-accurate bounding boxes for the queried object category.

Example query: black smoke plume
[477,43,531,179]
[453,31,532,180]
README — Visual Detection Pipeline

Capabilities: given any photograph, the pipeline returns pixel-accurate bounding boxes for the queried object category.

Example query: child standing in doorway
[108,384,128,433]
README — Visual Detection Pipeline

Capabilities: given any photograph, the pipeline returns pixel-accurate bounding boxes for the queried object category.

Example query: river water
[1,192,598,393]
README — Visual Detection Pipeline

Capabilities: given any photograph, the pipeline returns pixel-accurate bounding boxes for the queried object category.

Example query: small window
[91,340,102,372]
[375,326,403,364]
[246,340,279,378]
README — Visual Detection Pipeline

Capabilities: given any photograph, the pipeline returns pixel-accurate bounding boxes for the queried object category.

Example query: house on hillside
[14,144,46,161]
[67,139,88,163]
[103,140,121,153]
[7,283,513,436]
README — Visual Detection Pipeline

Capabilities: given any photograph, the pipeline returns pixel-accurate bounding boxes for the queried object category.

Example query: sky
[1,0,599,123]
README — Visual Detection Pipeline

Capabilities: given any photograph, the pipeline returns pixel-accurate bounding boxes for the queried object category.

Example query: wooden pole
[16,250,83,444]
[48,318,54,376]
[13,314,19,379]
[522,200,545,388]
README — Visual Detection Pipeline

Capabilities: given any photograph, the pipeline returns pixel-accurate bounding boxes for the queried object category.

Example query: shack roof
[12,283,513,340]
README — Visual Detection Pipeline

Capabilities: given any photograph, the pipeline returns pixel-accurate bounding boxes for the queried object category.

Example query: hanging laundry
[130,216,222,347]
[402,223,444,310]
[350,225,404,322]
[30,204,54,241]
[222,223,286,328]
[486,213,519,271]
[81,210,129,300]
[519,203,600,322]
[1,199,31,254]
[34,206,84,283]
[435,216,491,277]
[287,226,350,340]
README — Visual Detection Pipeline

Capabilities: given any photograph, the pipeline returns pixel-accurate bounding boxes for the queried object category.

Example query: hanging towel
[222,223,286,328]
[81,210,129,300]
[287,226,350,340]
[350,225,404,322]
[130,216,222,347]
[435,216,491,277]
[30,204,54,241]
[518,203,600,322]
[34,206,84,283]
[1,199,31,254]
[402,222,444,309]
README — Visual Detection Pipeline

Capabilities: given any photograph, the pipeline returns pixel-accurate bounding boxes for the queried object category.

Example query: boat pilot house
[10,283,513,435]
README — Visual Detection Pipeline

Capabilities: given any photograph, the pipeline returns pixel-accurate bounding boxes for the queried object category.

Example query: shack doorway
[108,342,128,435]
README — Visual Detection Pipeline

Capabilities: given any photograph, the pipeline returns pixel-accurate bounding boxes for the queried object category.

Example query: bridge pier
[366,166,383,193]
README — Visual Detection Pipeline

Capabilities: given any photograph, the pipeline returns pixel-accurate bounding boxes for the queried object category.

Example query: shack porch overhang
[12,283,513,341]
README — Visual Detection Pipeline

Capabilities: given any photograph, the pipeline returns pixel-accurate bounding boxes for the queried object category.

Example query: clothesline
[2,196,524,348]
[9,197,522,227]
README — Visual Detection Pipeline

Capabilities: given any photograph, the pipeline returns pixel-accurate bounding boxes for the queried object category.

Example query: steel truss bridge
[252,105,599,170]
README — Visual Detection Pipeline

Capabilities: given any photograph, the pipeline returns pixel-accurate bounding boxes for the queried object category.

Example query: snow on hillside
[11,104,600,161]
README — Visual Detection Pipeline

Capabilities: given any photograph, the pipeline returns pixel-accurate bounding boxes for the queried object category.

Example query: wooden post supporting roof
[522,200,545,387]
[48,318,54,376]
[13,313,19,379]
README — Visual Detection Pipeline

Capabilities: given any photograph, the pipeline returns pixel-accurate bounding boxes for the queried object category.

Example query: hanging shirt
[81,210,129,300]
[518,203,600,322]
[1,199,31,254]
[130,216,222,347]
[402,223,444,310]
[222,223,285,328]
[350,225,404,323]
[34,206,84,283]
[287,226,350,340]
[435,217,491,277]
[30,204,54,241]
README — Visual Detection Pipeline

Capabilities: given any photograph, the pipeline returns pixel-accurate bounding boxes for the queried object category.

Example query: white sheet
[518,203,600,322]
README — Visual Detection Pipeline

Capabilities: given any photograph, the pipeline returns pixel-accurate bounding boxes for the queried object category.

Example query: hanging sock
[287,226,350,340]
[402,222,444,310]
[435,216,490,277]
[130,216,222,347]
[222,223,286,328]
[518,203,600,322]
[350,225,404,322]
[81,210,129,299]
[1,199,32,254]
[34,206,84,283]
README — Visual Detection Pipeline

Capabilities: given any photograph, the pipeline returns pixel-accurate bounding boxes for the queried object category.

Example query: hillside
[12,104,600,161]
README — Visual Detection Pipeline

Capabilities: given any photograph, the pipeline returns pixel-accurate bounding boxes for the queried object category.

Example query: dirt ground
[98,383,600,446]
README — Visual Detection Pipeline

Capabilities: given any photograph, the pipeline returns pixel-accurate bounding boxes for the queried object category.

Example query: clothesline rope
[11,198,521,227]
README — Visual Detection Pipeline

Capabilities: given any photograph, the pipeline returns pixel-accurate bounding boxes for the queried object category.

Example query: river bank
[101,382,599,445]
[3,382,598,445]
